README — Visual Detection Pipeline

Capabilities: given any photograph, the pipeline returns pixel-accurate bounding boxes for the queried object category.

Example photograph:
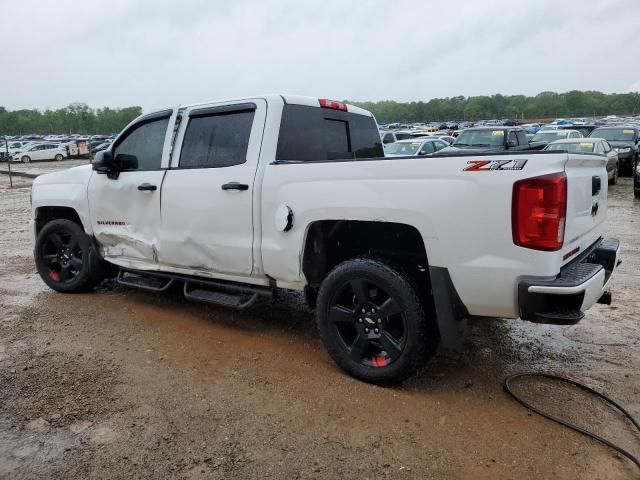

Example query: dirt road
[0,171,638,479]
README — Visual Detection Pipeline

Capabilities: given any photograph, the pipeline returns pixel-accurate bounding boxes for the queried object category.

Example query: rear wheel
[316,257,436,384]
[35,219,106,293]
[21,155,30,163]
[54,154,64,161]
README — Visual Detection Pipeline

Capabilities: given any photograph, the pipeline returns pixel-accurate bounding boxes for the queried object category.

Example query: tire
[21,155,30,163]
[609,163,618,185]
[34,219,107,293]
[54,154,64,161]
[316,257,436,384]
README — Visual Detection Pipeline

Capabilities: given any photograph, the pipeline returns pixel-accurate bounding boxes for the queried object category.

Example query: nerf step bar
[116,268,273,309]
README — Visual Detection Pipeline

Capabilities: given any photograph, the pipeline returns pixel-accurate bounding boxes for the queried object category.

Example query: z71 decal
[463,159,528,171]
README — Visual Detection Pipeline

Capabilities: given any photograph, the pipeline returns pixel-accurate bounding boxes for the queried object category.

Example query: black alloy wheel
[40,230,84,284]
[327,278,407,369]
[35,219,106,293]
[317,257,436,384]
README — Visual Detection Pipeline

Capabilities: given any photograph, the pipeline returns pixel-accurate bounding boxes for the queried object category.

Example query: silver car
[544,138,618,184]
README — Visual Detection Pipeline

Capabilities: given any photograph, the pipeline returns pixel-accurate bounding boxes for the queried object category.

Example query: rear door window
[179,109,255,168]
[276,104,383,161]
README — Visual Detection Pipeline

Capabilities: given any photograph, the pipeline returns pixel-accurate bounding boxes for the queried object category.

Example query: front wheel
[316,258,437,384]
[54,154,64,161]
[609,163,618,185]
[34,219,107,293]
[21,155,30,163]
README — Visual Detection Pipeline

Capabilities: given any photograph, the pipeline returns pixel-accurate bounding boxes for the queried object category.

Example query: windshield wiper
[453,143,469,146]
[471,143,491,147]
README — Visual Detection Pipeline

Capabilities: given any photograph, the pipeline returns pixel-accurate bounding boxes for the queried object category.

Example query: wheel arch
[35,206,86,237]
[301,220,430,286]
[301,219,467,349]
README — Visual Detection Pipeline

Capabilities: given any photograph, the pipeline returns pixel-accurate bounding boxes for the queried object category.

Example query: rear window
[276,104,383,161]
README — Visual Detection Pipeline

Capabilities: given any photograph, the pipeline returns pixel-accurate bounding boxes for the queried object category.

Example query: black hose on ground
[503,373,640,473]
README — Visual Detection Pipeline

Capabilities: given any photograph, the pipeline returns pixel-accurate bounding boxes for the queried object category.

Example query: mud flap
[429,266,468,350]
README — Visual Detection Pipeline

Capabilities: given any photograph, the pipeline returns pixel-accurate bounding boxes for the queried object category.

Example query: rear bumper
[518,238,620,325]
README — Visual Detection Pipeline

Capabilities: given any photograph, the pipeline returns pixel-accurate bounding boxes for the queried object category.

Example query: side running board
[183,280,272,309]
[116,269,273,310]
[117,270,174,292]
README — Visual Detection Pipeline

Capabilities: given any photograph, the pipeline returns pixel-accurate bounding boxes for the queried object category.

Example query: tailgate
[562,153,608,264]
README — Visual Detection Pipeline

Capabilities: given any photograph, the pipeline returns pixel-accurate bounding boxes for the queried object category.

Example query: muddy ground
[0,167,638,479]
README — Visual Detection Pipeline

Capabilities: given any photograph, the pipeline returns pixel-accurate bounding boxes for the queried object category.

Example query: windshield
[590,128,636,142]
[384,142,422,155]
[545,142,595,153]
[453,130,505,147]
[532,131,570,142]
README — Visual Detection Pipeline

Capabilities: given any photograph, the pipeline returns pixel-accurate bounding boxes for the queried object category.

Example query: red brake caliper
[49,270,60,281]
[372,355,388,368]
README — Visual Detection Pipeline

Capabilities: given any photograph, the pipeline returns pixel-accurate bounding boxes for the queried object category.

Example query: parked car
[544,138,618,184]
[379,131,398,145]
[393,130,414,140]
[384,138,449,157]
[634,154,640,198]
[12,143,67,162]
[443,127,537,153]
[435,135,456,145]
[30,94,620,384]
[589,126,639,176]
[558,124,599,137]
[90,141,112,157]
[530,129,583,148]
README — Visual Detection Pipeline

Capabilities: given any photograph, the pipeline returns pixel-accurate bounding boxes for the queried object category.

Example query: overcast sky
[2,0,639,112]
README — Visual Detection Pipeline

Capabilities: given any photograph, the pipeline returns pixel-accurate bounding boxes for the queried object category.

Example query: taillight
[319,99,348,111]
[512,172,567,251]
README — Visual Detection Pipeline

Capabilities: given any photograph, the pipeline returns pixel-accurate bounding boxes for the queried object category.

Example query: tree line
[2,90,639,134]
[349,90,640,123]
[0,103,143,135]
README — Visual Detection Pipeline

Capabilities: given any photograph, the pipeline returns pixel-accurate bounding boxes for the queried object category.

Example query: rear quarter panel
[260,153,577,318]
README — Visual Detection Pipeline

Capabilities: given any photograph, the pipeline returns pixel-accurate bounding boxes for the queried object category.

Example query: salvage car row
[380,122,640,198]
[0,134,115,162]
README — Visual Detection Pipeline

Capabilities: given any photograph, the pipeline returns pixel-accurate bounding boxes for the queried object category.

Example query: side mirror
[92,150,114,172]
[92,150,120,179]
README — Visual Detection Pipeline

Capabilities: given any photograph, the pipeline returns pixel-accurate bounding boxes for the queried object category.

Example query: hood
[33,164,93,187]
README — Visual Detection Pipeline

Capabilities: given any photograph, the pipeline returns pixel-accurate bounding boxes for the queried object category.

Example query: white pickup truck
[30,95,620,383]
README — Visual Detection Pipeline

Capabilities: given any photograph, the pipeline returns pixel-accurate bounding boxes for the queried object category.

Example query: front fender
[31,165,94,235]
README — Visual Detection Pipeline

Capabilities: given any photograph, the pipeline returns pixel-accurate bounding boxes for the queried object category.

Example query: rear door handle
[221,182,249,191]
[137,183,157,191]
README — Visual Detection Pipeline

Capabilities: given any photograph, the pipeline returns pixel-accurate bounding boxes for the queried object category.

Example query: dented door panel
[87,170,166,265]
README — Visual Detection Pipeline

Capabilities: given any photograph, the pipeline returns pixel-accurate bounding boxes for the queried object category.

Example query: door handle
[137,183,157,191]
[221,182,249,191]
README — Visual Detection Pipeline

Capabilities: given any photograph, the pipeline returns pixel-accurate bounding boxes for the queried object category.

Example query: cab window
[113,116,170,171]
[179,108,255,169]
